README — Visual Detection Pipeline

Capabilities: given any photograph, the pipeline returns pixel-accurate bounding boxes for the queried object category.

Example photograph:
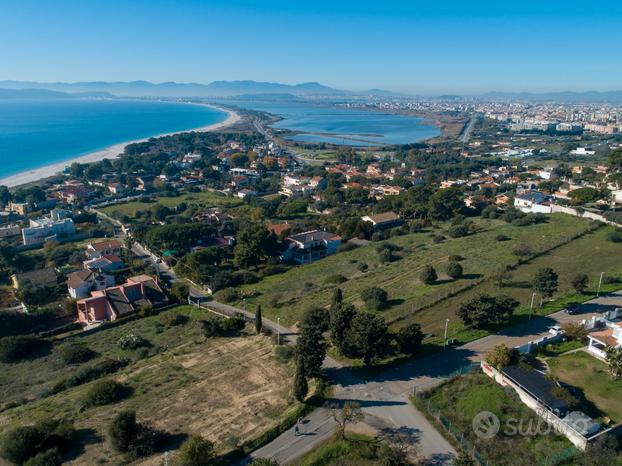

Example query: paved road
[459,115,478,144]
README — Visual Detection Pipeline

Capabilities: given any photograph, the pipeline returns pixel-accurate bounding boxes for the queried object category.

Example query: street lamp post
[444,318,449,348]
[597,272,605,297]
[529,292,536,320]
[277,317,281,345]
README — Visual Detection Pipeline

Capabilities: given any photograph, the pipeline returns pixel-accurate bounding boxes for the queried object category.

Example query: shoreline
[0,104,241,188]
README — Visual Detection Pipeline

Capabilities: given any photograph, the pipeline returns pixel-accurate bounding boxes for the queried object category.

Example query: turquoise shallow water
[0,99,226,179]
[219,99,440,146]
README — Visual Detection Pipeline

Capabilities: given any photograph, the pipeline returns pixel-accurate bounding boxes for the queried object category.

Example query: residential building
[282,230,341,264]
[76,275,168,324]
[587,321,622,359]
[86,239,123,259]
[514,190,552,214]
[67,269,115,299]
[21,212,75,246]
[0,224,21,239]
[83,254,124,273]
[11,268,57,290]
[361,211,403,230]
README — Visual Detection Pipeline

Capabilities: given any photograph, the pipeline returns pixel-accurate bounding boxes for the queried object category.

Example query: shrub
[606,231,622,243]
[485,344,518,370]
[433,235,445,243]
[274,345,295,363]
[23,448,62,466]
[52,358,129,393]
[83,379,126,406]
[0,336,49,363]
[448,254,464,262]
[337,242,359,252]
[324,274,347,285]
[0,420,74,466]
[108,410,161,457]
[357,262,368,273]
[495,234,510,242]
[395,324,423,356]
[177,435,215,466]
[420,265,437,285]
[361,286,389,310]
[202,315,245,337]
[219,288,239,303]
[58,343,96,364]
[159,312,189,328]
[448,224,469,238]
[446,261,463,280]
[561,322,588,341]
[377,248,394,263]
[261,265,289,276]
[117,333,149,350]
[512,243,533,257]
[230,271,260,286]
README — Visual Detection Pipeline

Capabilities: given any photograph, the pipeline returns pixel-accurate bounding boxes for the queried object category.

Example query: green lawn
[228,214,594,329]
[101,190,242,218]
[417,373,572,466]
[548,351,622,423]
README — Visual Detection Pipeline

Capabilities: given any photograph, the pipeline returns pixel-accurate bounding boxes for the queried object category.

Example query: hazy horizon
[2,0,622,94]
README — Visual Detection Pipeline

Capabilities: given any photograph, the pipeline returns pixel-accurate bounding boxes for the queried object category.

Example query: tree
[533,267,558,298]
[606,346,622,379]
[485,344,517,370]
[329,402,364,440]
[348,312,389,365]
[233,223,274,268]
[571,273,589,294]
[0,426,44,464]
[446,261,463,280]
[360,286,389,310]
[254,305,262,334]
[297,314,327,378]
[420,265,437,285]
[170,282,190,303]
[490,266,512,288]
[108,410,136,453]
[178,435,215,466]
[608,147,622,172]
[330,287,343,310]
[330,303,356,354]
[561,322,587,341]
[83,379,125,406]
[396,324,423,356]
[23,448,62,466]
[427,187,464,220]
[293,356,309,402]
[457,294,519,329]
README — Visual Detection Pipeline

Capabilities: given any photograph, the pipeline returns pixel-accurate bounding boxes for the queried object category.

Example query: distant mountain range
[1,80,621,103]
[0,87,113,99]
[0,79,405,99]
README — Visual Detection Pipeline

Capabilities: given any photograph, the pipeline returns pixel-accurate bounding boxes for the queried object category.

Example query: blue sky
[1,0,621,94]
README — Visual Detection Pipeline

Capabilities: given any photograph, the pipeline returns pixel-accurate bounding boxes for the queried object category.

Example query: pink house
[76,275,168,324]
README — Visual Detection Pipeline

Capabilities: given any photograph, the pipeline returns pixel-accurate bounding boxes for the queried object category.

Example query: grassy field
[549,351,622,423]
[294,433,398,466]
[100,190,242,218]
[0,305,296,465]
[417,373,571,466]
[229,214,597,331]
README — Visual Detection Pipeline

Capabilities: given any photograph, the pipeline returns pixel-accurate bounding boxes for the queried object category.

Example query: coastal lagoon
[0,99,226,180]
[220,99,440,146]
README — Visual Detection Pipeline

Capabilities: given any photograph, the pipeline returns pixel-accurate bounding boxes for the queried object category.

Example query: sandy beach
[0,105,241,188]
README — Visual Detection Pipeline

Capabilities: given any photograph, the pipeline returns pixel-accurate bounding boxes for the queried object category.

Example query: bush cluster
[83,379,126,406]
[0,336,50,363]
[0,419,75,465]
[52,358,128,393]
[202,315,245,337]
[58,343,96,364]
[117,333,149,350]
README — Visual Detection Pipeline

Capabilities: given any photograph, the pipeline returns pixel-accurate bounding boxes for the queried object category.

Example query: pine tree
[254,305,262,334]
[293,356,308,402]
[330,303,356,354]
[331,288,343,310]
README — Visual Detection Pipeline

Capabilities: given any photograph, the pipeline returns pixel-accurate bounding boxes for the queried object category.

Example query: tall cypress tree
[331,288,343,311]
[254,305,262,334]
[293,356,308,402]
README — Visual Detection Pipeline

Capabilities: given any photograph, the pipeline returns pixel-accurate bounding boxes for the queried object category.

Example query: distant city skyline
[2,0,622,95]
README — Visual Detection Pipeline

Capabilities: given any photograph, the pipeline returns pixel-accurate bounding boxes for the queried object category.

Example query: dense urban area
[1,97,622,466]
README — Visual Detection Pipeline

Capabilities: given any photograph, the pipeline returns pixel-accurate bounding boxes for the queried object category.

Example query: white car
[548,325,562,335]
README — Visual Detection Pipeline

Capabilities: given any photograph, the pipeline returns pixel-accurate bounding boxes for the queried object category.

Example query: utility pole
[529,292,536,320]
[277,317,281,345]
[444,318,450,348]
[597,272,604,297]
